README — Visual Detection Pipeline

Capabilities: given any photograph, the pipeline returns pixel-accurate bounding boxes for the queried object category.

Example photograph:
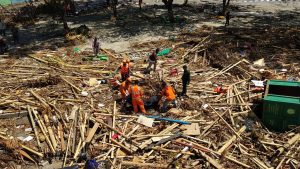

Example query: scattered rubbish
[81,91,89,96]
[137,115,154,127]
[251,80,264,87]
[98,103,105,107]
[157,48,171,56]
[253,58,265,67]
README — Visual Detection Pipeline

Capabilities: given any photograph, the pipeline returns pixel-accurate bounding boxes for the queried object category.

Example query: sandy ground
[4,0,299,54]
[76,0,300,52]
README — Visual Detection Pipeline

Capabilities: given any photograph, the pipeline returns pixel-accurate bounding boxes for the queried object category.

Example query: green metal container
[262,80,300,132]
[265,80,300,97]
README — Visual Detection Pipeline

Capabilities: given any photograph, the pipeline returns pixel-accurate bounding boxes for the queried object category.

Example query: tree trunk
[182,0,188,6]
[112,0,118,17]
[62,14,69,31]
[139,0,142,11]
[162,0,174,23]
[222,0,230,15]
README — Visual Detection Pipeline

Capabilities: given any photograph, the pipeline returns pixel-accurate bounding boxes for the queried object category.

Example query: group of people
[0,19,20,54]
[116,48,190,115]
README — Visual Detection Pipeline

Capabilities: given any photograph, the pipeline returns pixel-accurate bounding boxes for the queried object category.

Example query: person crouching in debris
[118,59,131,82]
[160,81,177,112]
[181,65,190,96]
[225,11,230,26]
[146,48,159,73]
[119,77,132,109]
[128,80,148,115]
[92,37,100,56]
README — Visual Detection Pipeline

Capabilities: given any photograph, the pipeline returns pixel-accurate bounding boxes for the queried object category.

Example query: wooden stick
[206,59,248,80]
[48,126,57,150]
[30,90,49,108]
[112,101,116,136]
[85,123,100,143]
[122,161,168,168]
[32,109,55,154]
[252,157,270,169]
[217,125,246,154]
[58,123,66,152]
[225,155,251,168]
[209,105,241,139]
[73,122,100,161]
[72,106,79,153]
[27,106,42,151]
[90,117,129,140]
[199,151,223,169]
[275,140,298,169]
[61,76,82,92]
[273,134,300,158]
[111,139,133,154]
[201,107,232,137]
[228,109,235,126]
[63,121,74,168]
[21,145,44,158]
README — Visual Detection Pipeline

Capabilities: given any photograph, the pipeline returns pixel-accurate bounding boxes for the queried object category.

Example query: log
[122,161,168,168]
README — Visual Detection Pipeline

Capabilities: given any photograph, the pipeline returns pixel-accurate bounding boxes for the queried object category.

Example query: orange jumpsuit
[161,86,176,101]
[129,85,146,114]
[161,86,176,112]
[120,63,130,81]
[119,81,130,99]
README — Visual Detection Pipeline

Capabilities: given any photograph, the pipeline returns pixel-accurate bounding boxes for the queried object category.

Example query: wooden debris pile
[0,26,299,169]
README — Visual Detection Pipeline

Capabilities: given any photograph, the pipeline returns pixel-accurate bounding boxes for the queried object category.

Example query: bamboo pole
[27,106,42,151]
[32,109,55,154]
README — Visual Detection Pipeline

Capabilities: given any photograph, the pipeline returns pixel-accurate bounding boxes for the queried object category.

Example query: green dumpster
[262,80,300,132]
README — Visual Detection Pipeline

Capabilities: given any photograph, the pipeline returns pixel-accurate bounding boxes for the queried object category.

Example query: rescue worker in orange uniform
[119,77,131,100]
[160,81,177,112]
[118,59,131,82]
[128,81,148,114]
